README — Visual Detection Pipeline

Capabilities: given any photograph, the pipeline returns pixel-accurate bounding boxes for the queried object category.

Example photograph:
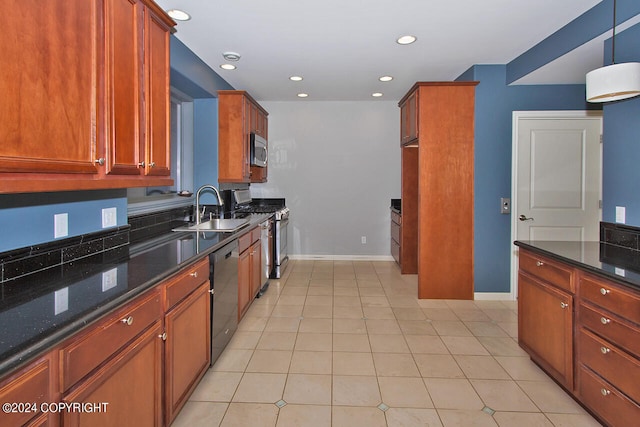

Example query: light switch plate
[500,198,511,214]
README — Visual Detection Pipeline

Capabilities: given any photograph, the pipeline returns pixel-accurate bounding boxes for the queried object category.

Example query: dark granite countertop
[0,213,272,377]
[514,240,640,291]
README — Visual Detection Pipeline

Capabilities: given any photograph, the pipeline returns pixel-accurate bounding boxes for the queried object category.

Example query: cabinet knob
[601,388,611,396]
[600,346,611,355]
[600,317,611,325]
[95,158,105,166]
[158,332,167,341]
[190,271,198,278]
[149,162,156,168]
[536,261,544,267]
[560,302,568,309]
[137,162,145,168]
[209,289,215,295]
[600,288,610,296]
[120,316,134,326]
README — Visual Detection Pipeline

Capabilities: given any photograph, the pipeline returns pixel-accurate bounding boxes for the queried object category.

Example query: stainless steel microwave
[250,133,267,168]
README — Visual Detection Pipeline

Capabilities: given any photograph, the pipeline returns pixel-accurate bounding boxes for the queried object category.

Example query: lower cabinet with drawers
[0,258,211,427]
[518,247,640,426]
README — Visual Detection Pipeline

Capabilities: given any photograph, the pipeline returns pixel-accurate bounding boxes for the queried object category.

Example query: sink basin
[173,218,250,233]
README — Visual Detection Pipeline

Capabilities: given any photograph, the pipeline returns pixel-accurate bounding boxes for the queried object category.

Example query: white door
[511,111,602,294]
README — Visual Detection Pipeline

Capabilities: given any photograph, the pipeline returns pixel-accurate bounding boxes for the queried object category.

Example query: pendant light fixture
[586,0,640,103]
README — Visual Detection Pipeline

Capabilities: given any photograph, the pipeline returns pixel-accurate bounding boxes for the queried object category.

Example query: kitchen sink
[172,218,250,233]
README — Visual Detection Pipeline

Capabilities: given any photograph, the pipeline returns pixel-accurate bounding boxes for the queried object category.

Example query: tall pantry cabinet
[399,82,477,299]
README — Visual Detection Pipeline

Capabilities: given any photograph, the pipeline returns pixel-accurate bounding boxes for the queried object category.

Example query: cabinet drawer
[391,222,400,243]
[578,328,640,403]
[579,302,640,356]
[391,210,401,225]
[580,273,640,325]
[239,226,260,253]
[251,226,261,243]
[60,290,162,391]
[577,365,640,427]
[0,356,51,427]
[164,258,209,310]
[519,251,574,293]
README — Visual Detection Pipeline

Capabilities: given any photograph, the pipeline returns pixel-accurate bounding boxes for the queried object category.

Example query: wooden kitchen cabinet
[399,82,477,299]
[61,321,164,427]
[162,259,211,425]
[218,91,269,184]
[0,0,174,193]
[576,272,640,425]
[0,353,57,427]
[104,0,173,179]
[517,250,575,389]
[238,227,262,320]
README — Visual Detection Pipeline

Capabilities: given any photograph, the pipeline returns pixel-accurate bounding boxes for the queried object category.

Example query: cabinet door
[164,282,211,424]
[62,321,163,427]
[518,272,574,388]
[0,0,100,175]
[143,5,171,177]
[238,249,251,319]
[250,240,262,298]
[0,355,54,427]
[104,0,144,176]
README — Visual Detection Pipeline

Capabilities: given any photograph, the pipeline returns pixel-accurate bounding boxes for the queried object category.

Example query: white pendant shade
[586,62,640,102]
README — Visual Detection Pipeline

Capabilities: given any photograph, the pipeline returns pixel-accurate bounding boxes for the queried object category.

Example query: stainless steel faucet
[195,184,224,225]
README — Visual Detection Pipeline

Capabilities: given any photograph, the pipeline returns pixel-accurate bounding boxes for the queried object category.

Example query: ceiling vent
[222,52,241,62]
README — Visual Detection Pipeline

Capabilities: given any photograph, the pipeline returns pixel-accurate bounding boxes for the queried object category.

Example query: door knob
[519,214,534,222]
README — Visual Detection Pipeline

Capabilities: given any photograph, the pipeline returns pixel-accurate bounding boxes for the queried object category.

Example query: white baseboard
[290,254,395,262]
[474,292,514,301]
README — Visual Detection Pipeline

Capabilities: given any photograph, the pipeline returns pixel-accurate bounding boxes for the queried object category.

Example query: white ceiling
[155,0,607,101]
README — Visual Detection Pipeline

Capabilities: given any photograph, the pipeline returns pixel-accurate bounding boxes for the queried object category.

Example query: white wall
[251,101,400,259]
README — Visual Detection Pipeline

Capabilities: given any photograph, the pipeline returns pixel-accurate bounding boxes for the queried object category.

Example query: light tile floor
[173,260,603,427]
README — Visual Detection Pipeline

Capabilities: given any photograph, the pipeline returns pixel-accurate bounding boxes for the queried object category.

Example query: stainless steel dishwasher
[209,240,238,365]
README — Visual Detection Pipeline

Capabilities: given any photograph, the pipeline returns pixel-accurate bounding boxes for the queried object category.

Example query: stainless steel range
[231,190,289,279]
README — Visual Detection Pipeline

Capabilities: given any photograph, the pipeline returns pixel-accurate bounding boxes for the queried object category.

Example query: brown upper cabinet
[218,91,269,183]
[0,0,175,194]
[399,89,419,145]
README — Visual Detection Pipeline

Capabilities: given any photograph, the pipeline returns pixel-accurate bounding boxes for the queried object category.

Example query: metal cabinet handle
[600,346,611,355]
[209,289,215,295]
[95,158,105,166]
[138,162,145,168]
[158,332,167,341]
[560,302,568,309]
[601,388,611,396]
[600,288,610,296]
[536,261,544,267]
[121,316,134,326]
[190,272,198,278]
[600,317,611,325]
[519,214,534,221]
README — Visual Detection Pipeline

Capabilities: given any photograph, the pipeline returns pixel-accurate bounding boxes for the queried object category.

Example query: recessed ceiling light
[297,93,309,98]
[289,76,303,81]
[372,93,383,97]
[396,35,417,45]
[220,64,236,70]
[222,52,241,62]
[167,9,191,21]
[379,76,393,82]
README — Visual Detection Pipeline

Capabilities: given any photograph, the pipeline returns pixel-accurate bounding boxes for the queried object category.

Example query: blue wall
[0,36,232,253]
[458,65,598,293]
[602,22,640,225]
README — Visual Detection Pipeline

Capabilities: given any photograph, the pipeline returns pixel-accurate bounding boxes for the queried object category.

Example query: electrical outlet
[500,197,511,214]
[54,213,68,238]
[361,236,367,244]
[102,268,118,292]
[102,207,117,228]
